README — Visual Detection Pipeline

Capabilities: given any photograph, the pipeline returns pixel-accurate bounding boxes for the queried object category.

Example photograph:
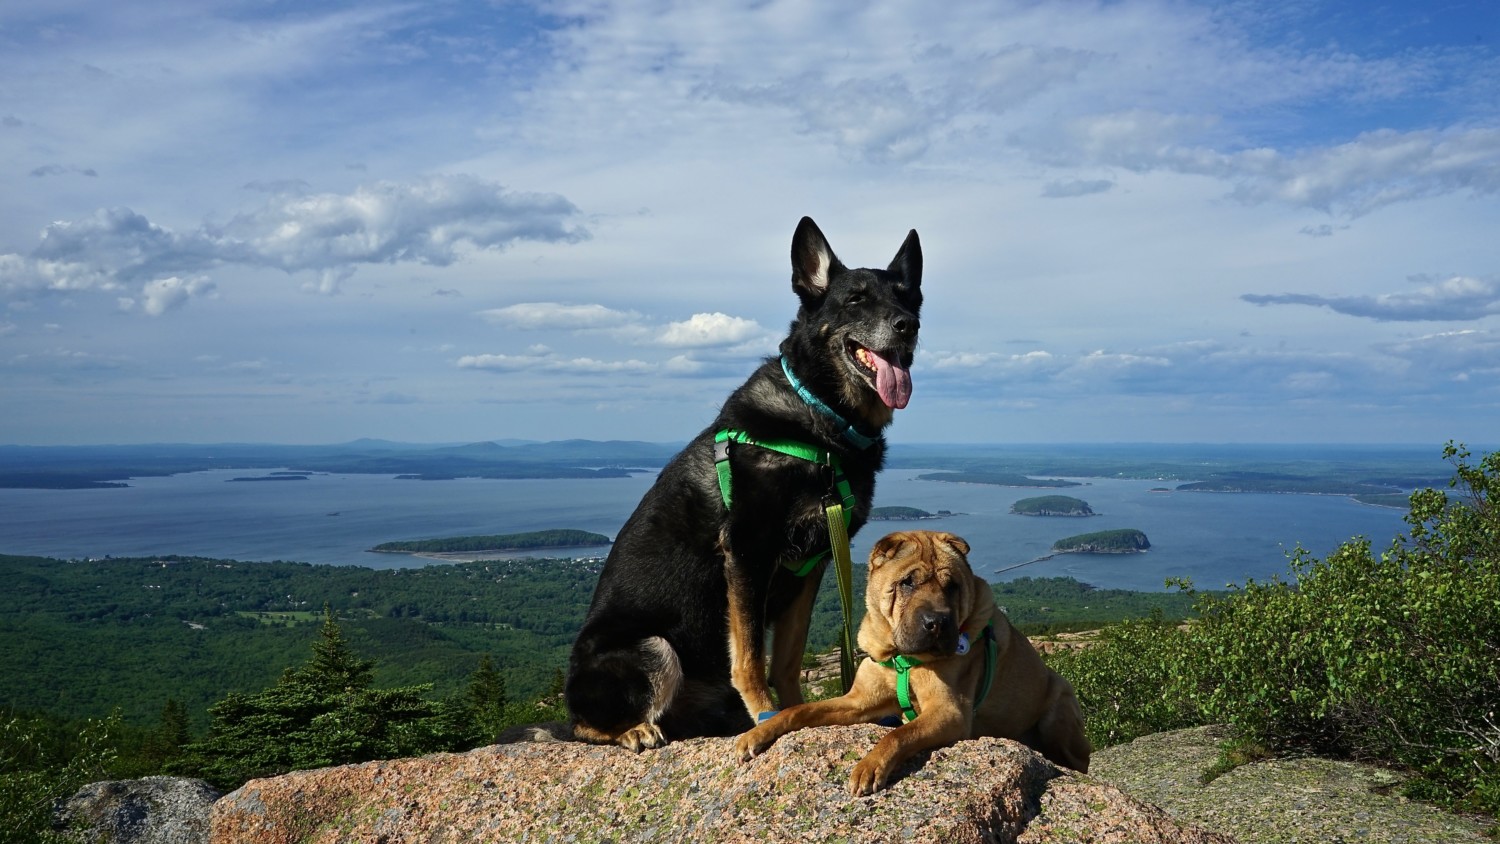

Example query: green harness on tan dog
[876,623,998,723]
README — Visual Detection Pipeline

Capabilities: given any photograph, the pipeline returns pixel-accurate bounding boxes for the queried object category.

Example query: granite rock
[56,775,221,844]
[210,725,1233,843]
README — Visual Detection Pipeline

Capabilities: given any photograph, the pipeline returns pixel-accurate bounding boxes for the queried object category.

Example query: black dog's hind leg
[566,635,682,751]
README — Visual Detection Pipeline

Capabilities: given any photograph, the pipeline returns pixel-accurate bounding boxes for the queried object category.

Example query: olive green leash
[823,488,859,695]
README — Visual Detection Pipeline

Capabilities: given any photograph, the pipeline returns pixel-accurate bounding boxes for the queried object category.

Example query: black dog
[566,217,923,750]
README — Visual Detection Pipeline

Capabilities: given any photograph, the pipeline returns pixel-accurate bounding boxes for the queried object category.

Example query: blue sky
[1,0,1497,445]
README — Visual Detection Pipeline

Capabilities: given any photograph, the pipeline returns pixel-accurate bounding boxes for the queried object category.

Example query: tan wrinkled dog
[737,530,1090,795]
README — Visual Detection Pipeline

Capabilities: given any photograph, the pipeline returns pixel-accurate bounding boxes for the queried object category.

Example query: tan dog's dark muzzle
[898,604,957,655]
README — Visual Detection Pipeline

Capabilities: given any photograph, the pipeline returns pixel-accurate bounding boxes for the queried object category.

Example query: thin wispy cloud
[30,164,99,178]
[1030,119,1500,217]
[1375,330,1500,377]
[456,349,652,374]
[920,336,1494,406]
[1042,179,1114,199]
[1243,276,1500,322]
[479,303,641,331]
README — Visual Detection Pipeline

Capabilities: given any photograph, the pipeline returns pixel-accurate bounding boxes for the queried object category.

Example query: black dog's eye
[846,291,866,305]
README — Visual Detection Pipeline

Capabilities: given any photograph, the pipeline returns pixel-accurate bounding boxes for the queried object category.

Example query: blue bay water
[0,468,1408,592]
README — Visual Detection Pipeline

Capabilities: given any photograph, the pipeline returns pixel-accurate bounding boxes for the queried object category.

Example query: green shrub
[1049,443,1500,815]
[0,713,120,844]
[1046,610,1202,749]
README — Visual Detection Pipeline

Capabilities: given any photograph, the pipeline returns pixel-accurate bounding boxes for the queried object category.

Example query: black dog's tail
[566,635,683,738]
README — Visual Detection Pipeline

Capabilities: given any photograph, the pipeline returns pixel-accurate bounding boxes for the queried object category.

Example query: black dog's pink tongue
[870,351,912,409]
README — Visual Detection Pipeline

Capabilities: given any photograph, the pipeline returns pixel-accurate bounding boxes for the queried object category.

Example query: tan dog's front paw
[735,725,773,761]
[848,755,890,796]
[616,722,667,752]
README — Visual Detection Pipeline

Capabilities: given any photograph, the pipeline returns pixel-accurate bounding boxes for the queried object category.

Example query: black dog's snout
[892,315,919,338]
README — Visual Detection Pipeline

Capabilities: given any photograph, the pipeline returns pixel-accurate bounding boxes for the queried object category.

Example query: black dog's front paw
[616,722,667,752]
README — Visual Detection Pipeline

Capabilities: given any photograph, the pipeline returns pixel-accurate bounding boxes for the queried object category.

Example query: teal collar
[779,356,876,450]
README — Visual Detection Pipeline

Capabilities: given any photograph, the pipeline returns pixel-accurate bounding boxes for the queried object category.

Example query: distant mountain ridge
[0,439,1461,493]
[0,439,685,489]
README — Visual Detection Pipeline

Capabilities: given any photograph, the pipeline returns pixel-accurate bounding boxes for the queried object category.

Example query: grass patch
[234,610,323,625]
[1200,737,1273,785]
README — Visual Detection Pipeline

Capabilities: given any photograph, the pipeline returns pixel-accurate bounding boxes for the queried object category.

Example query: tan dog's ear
[868,532,915,570]
[938,533,970,558]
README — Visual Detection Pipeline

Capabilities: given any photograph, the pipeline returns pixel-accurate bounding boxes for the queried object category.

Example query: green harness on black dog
[712,427,860,696]
[711,357,877,698]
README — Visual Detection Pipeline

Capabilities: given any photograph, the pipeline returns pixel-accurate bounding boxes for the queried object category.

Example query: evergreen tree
[516,667,568,724]
[183,609,466,789]
[140,698,192,770]
[298,605,374,694]
[464,655,508,743]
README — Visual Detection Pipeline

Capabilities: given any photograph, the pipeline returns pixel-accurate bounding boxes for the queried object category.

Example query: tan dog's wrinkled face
[867,531,974,657]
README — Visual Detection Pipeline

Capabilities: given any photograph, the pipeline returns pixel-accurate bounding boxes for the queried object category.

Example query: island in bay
[1051,528,1150,554]
[917,471,1080,488]
[370,529,612,556]
[1010,495,1095,517]
[867,506,958,521]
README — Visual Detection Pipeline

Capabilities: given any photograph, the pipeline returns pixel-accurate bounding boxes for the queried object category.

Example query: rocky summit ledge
[1093,725,1495,844]
[210,724,1231,844]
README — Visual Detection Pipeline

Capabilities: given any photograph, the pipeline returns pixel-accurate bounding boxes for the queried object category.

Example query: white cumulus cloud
[656,312,767,348]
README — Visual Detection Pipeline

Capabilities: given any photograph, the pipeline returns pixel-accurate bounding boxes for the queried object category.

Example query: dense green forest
[1051,528,1151,553]
[370,529,612,554]
[1010,495,1094,516]
[0,554,599,727]
[995,576,1195,629]
[0,552,1194,731]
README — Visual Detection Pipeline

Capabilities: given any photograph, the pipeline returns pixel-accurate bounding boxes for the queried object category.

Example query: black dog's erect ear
[790,216,845,302]
[887,229,922,289]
